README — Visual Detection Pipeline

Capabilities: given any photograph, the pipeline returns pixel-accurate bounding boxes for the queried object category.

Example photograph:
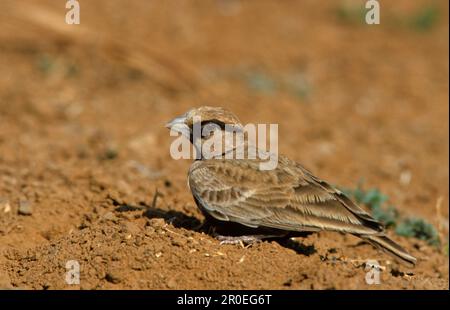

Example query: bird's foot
[215,234,280,247]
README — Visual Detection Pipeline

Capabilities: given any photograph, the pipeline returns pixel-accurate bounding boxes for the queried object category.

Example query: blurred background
[0,0,448,289]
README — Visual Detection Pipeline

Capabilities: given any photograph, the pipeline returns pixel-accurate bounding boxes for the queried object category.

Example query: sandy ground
[0,0,448,289]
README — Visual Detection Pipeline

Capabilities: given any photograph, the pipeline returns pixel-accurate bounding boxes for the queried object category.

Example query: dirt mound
[5,207,448,289]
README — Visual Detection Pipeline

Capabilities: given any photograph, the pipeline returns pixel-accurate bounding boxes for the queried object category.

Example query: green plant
[395,218,440,246]
[342,182,441,246]
[283,73,311,101]
[66,63,79,78]
[410,5,440,32]
[335,3,366,25]
[37,54,55,74]
[245,71,277,94]
[371,205,399,229]
[342,182,398,228]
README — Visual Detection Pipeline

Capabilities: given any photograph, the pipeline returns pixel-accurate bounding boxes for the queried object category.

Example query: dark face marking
[189,119,226,144]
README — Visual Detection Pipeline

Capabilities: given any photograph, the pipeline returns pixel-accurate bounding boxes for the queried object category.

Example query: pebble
[124,222,141,235]
[145,226,155,236]
[0,199,11,214]
[148,218,166,229]
[102,211,118,223]
[166,278,177,289]
[105,271,122,284]
[18,200,32,216]
[171,236,186,247]
[399,170,412,186]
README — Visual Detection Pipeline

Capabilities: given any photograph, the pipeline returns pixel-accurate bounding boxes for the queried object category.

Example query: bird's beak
[166,115,187,129]
[166,115,190,137]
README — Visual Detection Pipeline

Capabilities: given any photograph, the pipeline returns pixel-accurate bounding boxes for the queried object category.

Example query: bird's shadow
[113,201,202,230]
[278,238,317,256]
[112,196,316,257]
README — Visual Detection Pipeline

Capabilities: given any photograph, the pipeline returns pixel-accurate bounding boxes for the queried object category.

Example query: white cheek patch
[201,125,223,159]
[169,127,192,160]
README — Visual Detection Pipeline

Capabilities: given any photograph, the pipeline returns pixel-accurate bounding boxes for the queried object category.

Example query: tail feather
[362,235,417,267]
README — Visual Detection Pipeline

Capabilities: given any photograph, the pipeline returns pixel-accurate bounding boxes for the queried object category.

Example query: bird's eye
[202,122,221,138]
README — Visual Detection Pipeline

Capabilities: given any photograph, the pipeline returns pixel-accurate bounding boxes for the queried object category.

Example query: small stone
[145,226,155,236]
[171,237,186,247]
[18,200,32,216]
[166,278,177,289]
[0,199,11,214]
[111,254,120,261]
[164,180,172,188]
[148,218,166,229]
[103,211,118,223]
[99,146,118,160]
[124,222,141,235]
[400,170,412,186]
[105,271,122,284]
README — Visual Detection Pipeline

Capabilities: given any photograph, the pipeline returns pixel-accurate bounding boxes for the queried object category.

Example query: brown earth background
[0,0,448,290]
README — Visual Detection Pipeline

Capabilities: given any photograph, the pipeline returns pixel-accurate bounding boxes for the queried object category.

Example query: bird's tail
[361,234,417,267]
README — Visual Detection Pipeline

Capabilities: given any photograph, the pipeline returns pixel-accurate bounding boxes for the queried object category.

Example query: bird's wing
[188,157,384,235]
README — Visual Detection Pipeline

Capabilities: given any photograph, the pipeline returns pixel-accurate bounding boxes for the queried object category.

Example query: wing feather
[188,157,383,235]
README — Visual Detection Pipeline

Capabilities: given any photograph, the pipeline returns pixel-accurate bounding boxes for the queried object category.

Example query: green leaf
[395,218,440,246]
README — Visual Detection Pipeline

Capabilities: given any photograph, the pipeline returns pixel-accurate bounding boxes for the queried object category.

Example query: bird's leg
[191,220,208,232]
[192,217,218,233]
[215,234,286,246]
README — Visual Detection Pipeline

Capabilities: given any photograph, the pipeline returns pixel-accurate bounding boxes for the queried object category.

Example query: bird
[166,106,417,267]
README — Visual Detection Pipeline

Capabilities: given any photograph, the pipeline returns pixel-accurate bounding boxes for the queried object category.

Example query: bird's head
[165,106,242,140]
[166,106,244,158]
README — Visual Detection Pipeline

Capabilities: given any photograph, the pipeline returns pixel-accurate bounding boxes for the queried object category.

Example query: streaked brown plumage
[166,106,416,266]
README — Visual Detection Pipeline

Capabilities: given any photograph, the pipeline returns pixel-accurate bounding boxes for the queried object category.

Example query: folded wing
[188,157,384,235]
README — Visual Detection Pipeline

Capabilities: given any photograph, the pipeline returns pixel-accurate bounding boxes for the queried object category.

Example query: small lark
[166,106,416,266]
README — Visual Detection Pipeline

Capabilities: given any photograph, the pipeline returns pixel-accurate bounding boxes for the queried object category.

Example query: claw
[215,234,270,247]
